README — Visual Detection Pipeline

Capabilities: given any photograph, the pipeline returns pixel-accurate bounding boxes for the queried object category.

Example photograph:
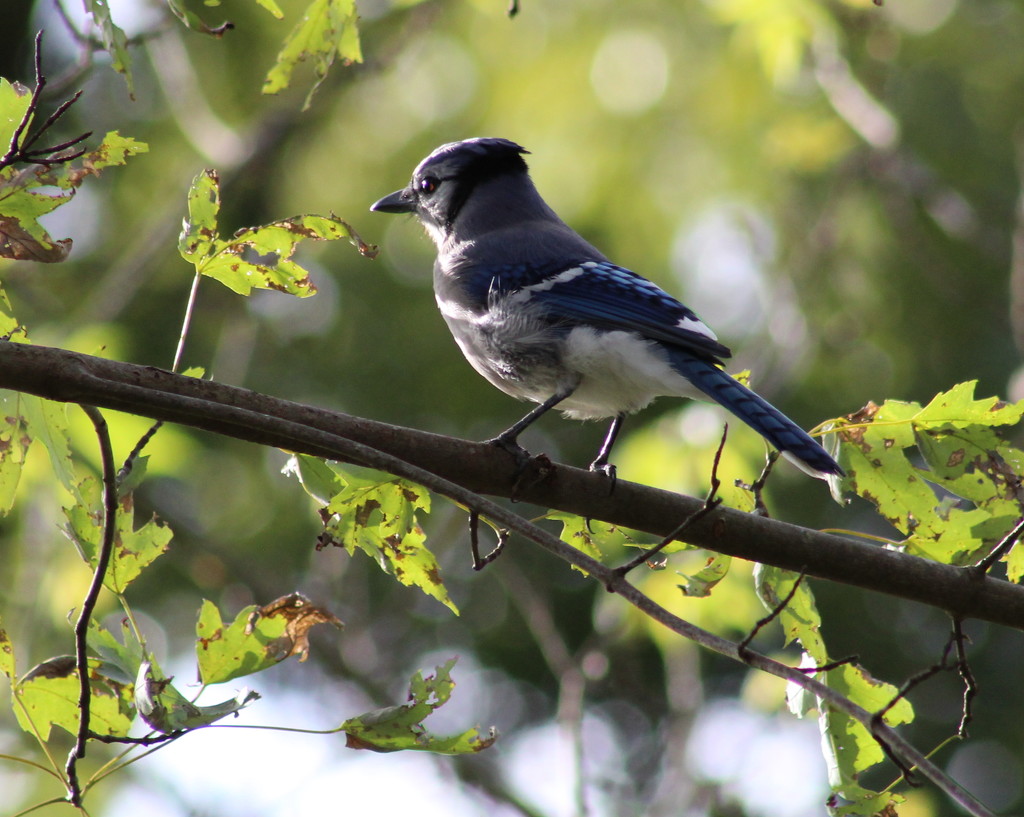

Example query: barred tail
[668,353,842,478]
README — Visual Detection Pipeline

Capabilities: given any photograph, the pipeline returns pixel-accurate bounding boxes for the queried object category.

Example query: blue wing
[471,260,732,362]
[468,259,842,477]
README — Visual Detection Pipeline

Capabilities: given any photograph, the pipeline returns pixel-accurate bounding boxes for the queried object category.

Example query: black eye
[419,176,439,194]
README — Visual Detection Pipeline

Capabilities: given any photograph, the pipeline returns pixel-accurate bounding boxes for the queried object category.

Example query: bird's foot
[588,457,618,495]
[486,432,533,471]
[486,433,555,500]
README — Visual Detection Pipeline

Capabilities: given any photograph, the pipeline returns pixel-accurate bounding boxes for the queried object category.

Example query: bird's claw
[486,433,533,470]
[588,459,618,494]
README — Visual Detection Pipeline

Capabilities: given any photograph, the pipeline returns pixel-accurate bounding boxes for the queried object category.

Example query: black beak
[370,188,416,214]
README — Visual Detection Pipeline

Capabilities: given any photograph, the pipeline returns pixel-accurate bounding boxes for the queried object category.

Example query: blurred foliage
[2,0,1024,815]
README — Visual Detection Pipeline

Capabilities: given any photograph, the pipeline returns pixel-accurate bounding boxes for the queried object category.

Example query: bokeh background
[2,0,1024,814]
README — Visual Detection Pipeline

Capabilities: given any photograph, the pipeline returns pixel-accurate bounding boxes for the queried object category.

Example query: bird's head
[371,137,534,244]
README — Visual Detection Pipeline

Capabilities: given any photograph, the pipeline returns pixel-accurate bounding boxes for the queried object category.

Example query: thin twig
[65,405,118,806]
[738,570,808,659]
[119,269,202,483]
[86,731,182,746]
[745,449,779,517]
[468,510,508,570]
[0,32,90,173]
[613,425,727,575]
[951,618,977,738]
[973,516,1024,575]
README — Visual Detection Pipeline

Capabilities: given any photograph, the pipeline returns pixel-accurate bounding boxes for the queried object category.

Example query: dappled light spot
[589,29,669,116]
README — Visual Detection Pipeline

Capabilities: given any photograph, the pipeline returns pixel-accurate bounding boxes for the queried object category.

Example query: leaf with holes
[178,170,376,296]
[0,131,146,262]
[343,659,496,754]
[65,477,172,594]
[196,594,342,685]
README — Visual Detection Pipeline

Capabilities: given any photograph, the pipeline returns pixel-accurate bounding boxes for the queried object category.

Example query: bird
[370,137,842,480]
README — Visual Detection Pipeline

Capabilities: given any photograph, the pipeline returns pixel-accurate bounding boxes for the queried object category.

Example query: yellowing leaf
[263,0,364,110]
[196,594,342,685]
[83,0,134,95]
[14,668,132,741]
[0,394,29,514]
[65,477,173,594]
[837,383,1024,569]
[0,131,147,262]
[321,466,456,613]
[0,79,32,152]
[178,170,376,296]
[817,663,913,791]
[0,619,15,680]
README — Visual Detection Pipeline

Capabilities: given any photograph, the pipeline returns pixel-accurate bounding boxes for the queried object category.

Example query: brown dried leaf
[245,592,343,662]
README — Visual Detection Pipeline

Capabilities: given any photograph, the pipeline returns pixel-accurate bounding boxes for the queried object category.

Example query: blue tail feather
[668,352,842,478]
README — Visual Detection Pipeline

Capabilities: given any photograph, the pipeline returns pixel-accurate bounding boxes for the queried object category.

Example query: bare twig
[952,618,977,738]
[469,510,508,570]
[86,731,181,746]
[65,405,118,806]
[744,449,779,517]
[973,516,1024,575]
[738,570,807,659]
[0,32,91,173]
[613,426,727,576]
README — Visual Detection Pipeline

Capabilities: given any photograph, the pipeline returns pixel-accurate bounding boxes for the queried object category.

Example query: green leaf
[253,0,285,18]
[263,0,364,110]
[550,511,612,564]
[284,453,349,506]
[135,658,260,734]
[830,788,905,817]
[319,466,457,613]
[178,171,376,296]
[0,393,29,515]
[678,551,732,598]
[13,666,132,741]
[197,601,278,685]
[342,659,497,754]
[65,477,173,594]
[88,619,144,686]
[83,0,134,96]
[178,169,221,263]
[0,284,20,339]
[755,565,825,662]
[20,395,80,502]
[166,0,236,35]
[0,618,15,681]
[196,594,342,685]
[839,383,1024,568]
[818,663,913,791]
[0,79,32,153]
[914,381,1024,428]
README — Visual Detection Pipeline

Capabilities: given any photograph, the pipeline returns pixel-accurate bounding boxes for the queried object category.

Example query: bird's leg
[589,414,625,487]
[486,390,572,465]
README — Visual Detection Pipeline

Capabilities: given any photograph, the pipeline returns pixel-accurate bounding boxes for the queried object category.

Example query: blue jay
[371,138,841,479]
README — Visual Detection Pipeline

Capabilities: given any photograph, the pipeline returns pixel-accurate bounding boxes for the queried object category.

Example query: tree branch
[0,342,1000,815]
[2,341,1023,632]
